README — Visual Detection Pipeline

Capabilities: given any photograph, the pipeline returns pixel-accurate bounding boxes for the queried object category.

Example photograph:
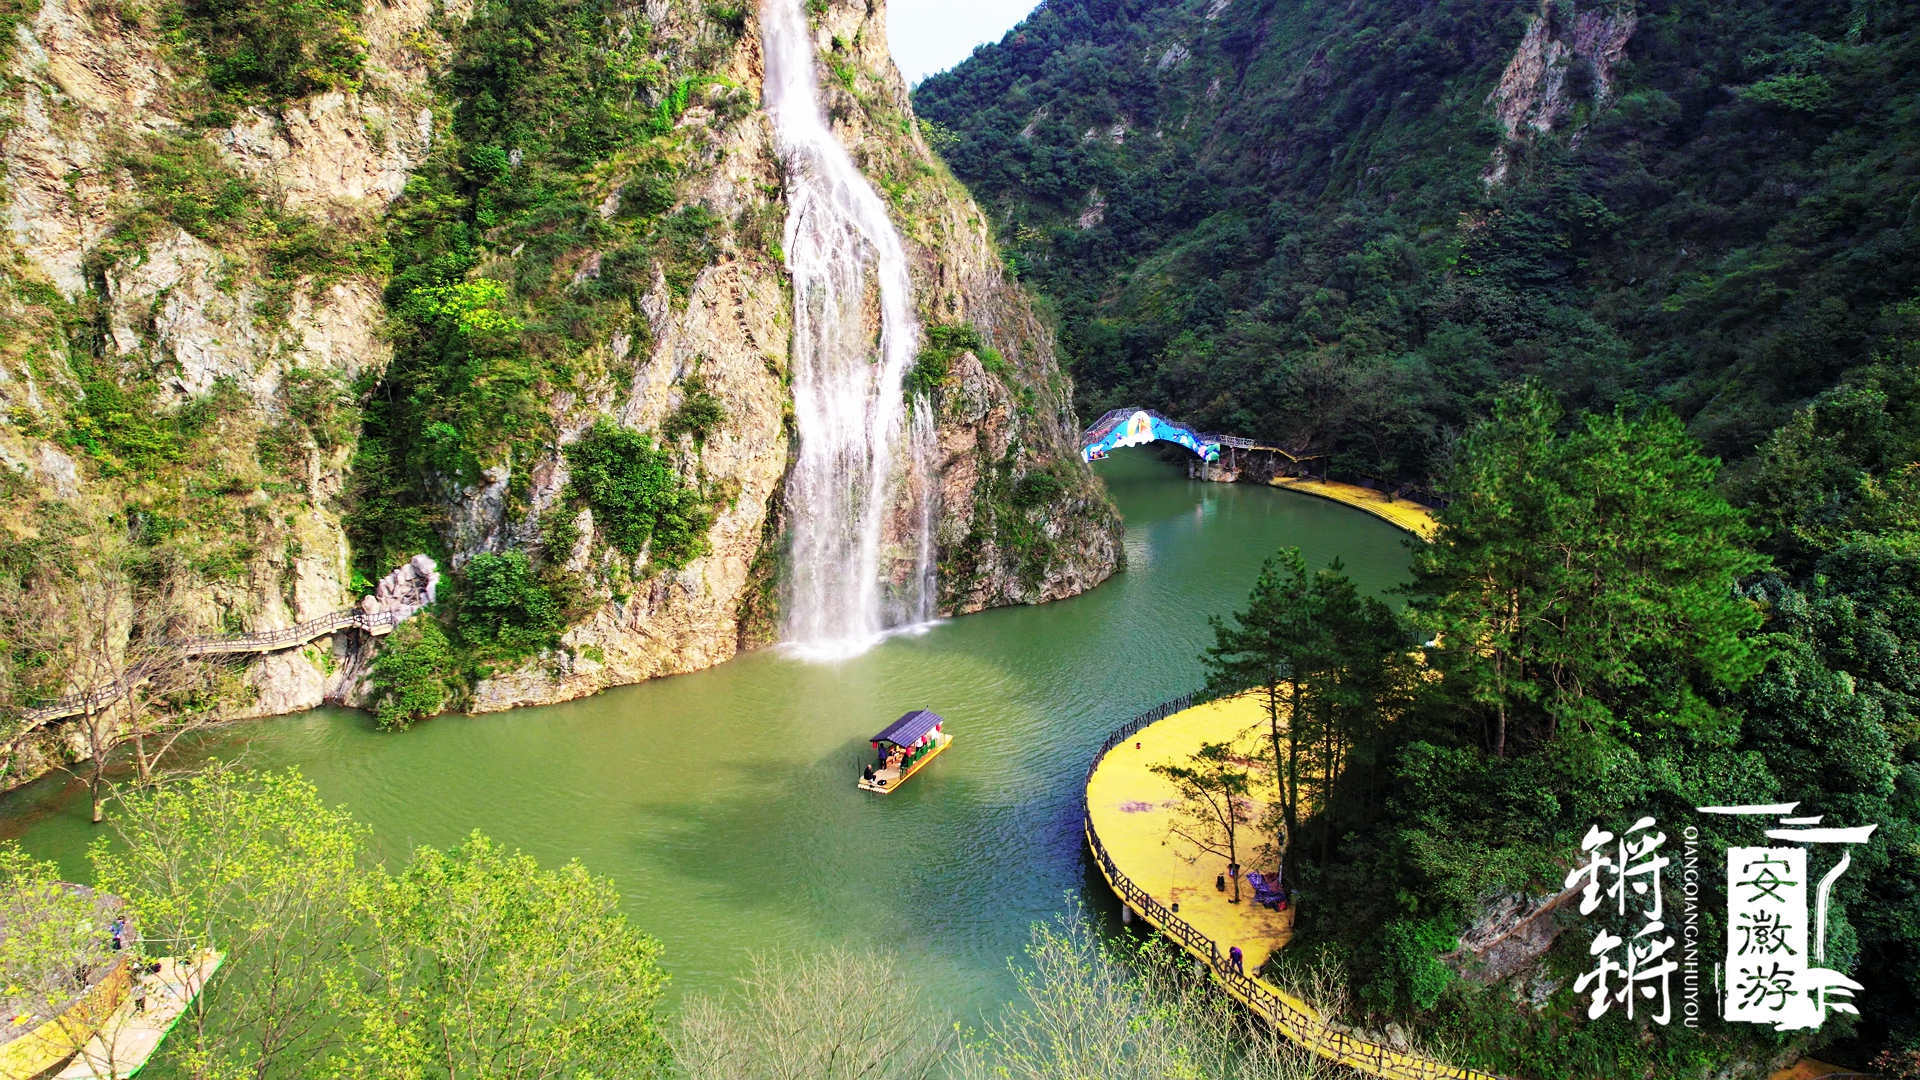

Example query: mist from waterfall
[761,0,936,658]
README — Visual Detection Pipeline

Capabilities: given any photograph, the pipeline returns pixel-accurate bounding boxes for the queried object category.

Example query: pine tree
[1203,551,1402,875]
[1202,550,1319,875]
[1410,382,1768,758]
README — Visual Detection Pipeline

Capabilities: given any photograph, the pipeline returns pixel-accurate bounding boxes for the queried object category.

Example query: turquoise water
[0,451,1412,1021]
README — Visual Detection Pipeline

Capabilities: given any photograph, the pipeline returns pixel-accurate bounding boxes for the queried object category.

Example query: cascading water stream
[760,0,936,658]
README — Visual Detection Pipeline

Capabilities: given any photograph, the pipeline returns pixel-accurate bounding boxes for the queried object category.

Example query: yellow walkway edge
[1082,698,1511,1080]
[1266,477,1439,541]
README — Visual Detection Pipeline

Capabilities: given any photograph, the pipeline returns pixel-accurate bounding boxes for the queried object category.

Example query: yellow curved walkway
[1086,694,1293,970]
[1269,477,1438,541]
[1086,693,1507,1080]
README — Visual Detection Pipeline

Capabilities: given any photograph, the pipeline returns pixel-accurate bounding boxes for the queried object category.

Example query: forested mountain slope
[916,0,1920,478]
[924,4,1920,1076]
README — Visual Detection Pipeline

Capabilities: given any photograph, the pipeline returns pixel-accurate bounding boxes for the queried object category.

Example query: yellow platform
[1269,476,1438,541]
[1086,693,1509,1080]
[1085,694,1292,970]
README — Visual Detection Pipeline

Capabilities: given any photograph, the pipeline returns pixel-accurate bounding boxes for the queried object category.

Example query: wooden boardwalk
[54,951,221,1080]
[1084,693,1511,1080]
[1085,694,1293,970]
[18,609,402,725]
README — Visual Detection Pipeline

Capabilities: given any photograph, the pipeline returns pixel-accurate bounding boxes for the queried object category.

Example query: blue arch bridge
[1080,408,1219,463]
[1079,407,1312,466]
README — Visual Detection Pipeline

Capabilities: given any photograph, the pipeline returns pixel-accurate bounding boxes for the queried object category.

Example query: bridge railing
[180,609,401,655]
[1079,408,1454,509]
[18,608,408,723]
[1079,407,1142,443]
[1082,691,1510,1080]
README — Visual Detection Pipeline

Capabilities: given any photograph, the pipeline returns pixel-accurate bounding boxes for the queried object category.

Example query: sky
[886,0,1040,86]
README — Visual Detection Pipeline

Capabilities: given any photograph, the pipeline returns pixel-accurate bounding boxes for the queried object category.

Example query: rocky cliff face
[0,0,448,735]
[803,0,1120,616]
[1482,0,1637,187]
[465,0,1118,709]
[0,0,1116,772]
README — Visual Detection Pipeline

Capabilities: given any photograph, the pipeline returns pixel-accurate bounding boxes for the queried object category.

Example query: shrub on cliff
[180,0,367,106]
[456,550,571,660]
[662,375,728,448]
[367,618,457,730]
[563,421,712,569]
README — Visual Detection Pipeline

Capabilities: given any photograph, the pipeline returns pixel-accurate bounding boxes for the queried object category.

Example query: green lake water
[0,451,1412,1021]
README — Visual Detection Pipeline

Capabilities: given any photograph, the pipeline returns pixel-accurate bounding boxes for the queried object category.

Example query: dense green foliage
[1408,382,1767,757]
[453,547,603,667]
[93,768,368,1077]
[0,843,115,1025]
[345,0,733,580]
[366,618,458,730]
[1733,318,1920,1069]
[662,374,729,447]
[340,832,670,1079]
[1202,372,1920,1075]
[457,551,569,654]
[1203,549,1401,879]
[926,10,1920,1061]
[905,322,1009,399]
[86,767,669,1078]
[916,0,1920,482]
[173,0,365,106]
[563,421,712,568]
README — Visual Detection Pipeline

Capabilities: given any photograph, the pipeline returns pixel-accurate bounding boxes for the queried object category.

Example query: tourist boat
[857,709,952,794]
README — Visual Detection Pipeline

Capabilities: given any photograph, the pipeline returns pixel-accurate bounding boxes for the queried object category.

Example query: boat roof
[871,709,944,747]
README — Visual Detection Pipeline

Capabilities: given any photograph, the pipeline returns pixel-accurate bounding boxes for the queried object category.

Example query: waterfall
[760,0,936,657]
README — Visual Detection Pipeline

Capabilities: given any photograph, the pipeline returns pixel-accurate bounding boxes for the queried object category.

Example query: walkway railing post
[22,604,419,724]
[1082,690,1515,1080]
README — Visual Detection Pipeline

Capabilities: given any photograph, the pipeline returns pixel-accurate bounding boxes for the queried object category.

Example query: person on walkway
[1228,946,1243,974]
[108,915,126,951]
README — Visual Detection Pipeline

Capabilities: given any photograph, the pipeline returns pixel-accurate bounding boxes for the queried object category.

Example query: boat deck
[857,735,952,794]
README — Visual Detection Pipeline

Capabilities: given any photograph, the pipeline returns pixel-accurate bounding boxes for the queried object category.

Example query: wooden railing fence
[1082,692,1511,1080]
[17,609,404,724]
